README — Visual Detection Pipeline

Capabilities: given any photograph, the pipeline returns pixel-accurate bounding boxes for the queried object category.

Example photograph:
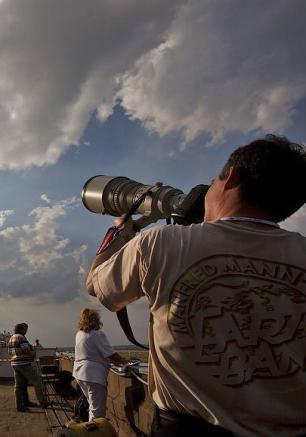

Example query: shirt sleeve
[92,233,146,312]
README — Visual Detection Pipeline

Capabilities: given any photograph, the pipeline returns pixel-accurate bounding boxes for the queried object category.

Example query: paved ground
[0,381,51,437]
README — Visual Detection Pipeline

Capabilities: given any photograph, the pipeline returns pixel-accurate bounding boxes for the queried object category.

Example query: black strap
[113,189,154,350]
[116,307,149,350]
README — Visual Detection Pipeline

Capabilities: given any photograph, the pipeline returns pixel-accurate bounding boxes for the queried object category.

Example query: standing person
[8,323,49,411]
[73,308,126,420]
[35,339,43,348]
[86,135,306,436]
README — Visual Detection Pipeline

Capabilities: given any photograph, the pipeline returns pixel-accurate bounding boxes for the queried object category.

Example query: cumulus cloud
[40,194,51,204]
[0,0,181,169]
[119,0,306,146]
[0,0,305,169]
[0,209,13,227]
[0,196,88,301]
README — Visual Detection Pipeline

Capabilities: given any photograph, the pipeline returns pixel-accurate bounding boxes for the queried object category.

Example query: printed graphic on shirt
[167,255,306,386]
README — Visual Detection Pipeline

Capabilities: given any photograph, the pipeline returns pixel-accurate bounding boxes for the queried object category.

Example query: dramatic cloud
[0,0,305,169]
[0,0,181,169]
[0,209,13,227]
[0,196,88,302]
[119,0,306,146]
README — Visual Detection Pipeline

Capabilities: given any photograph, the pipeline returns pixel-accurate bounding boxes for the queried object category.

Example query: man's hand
[115,215,139,235]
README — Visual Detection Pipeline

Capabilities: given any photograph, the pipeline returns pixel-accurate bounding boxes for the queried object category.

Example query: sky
[0,0,305,347]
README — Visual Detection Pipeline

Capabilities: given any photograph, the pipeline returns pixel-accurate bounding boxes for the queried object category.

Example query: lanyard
[219,216,280,228]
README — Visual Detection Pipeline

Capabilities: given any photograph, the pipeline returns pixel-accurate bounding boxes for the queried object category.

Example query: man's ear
[223,166,241,191]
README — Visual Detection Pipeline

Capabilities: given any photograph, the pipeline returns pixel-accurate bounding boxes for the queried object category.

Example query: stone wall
[58,357,154,437]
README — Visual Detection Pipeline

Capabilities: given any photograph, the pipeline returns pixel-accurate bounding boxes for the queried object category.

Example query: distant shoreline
[56,344,149,352]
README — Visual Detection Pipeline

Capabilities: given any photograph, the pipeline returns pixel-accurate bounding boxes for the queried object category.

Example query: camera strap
[96,226,149,349]
[96,189,153,350]
[116,307,149,350]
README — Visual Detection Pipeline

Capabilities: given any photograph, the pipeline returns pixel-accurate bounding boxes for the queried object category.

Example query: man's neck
[206,203,275,223]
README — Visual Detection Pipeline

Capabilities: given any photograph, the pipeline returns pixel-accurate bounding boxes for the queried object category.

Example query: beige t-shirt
[92,221,306,436]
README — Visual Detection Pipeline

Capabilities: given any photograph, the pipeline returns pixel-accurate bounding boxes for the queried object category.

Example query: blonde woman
[73,308,125,420]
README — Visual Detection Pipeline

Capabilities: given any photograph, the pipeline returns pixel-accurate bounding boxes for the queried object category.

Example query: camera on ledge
[81,175,210,229]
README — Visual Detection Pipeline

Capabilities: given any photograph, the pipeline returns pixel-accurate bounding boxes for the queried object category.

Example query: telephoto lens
[82,175,185,219]
[82,175,209,226]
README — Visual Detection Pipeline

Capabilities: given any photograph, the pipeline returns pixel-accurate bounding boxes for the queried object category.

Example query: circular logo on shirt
[167,254,306,386]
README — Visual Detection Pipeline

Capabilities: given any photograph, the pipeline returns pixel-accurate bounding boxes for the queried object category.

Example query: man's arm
[86,219,137,297]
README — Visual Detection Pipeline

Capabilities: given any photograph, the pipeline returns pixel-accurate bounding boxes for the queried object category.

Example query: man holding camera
[87,134,306,436]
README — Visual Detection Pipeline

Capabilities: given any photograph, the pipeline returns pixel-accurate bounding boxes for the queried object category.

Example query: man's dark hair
[14,323,28,334]
[219,134,306,222]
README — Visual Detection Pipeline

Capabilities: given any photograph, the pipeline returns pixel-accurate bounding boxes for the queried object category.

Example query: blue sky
[0,0,305,347]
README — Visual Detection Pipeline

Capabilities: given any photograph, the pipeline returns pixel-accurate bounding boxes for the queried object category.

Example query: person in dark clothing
[8,323,49,411]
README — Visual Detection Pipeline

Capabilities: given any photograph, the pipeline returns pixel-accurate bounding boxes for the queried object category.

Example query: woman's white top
[73,329,114,384]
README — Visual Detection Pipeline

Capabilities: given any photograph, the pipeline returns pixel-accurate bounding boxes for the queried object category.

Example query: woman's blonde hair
[78,308,102,333]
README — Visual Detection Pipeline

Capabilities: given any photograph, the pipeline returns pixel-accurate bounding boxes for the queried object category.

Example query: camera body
[82,175,210,228]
